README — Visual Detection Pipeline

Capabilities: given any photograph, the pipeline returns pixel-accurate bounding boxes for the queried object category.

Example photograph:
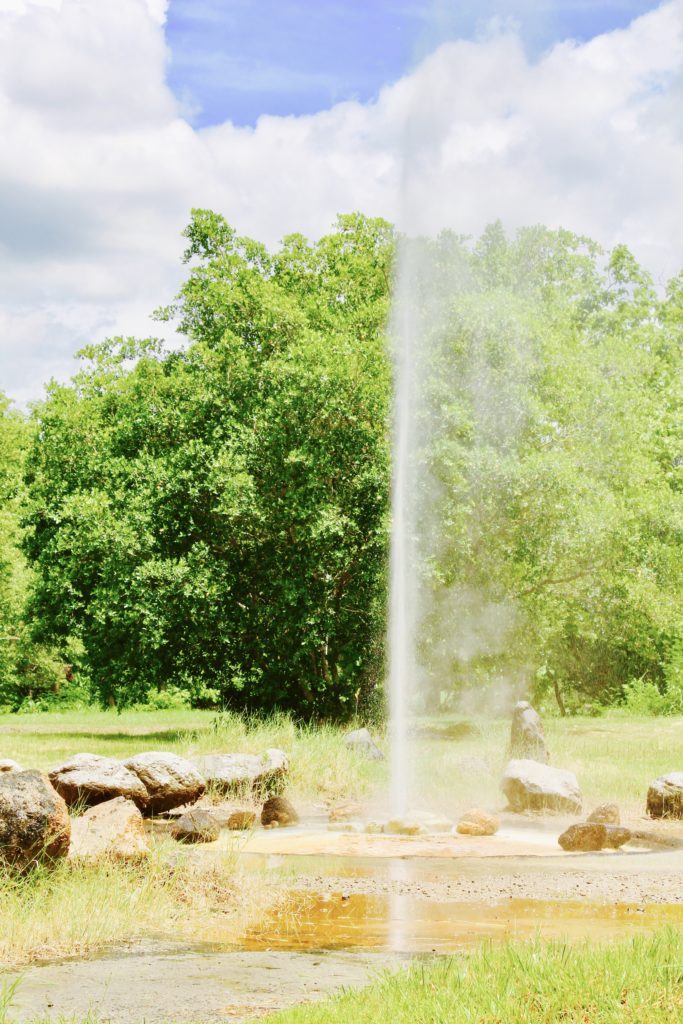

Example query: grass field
[265,930,683,1024]
[1,707,681,818]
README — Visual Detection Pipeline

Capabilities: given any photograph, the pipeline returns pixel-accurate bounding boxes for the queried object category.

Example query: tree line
[0,211,681,716]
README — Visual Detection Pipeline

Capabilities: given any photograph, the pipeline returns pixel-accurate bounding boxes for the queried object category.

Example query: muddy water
[236,892,683,954]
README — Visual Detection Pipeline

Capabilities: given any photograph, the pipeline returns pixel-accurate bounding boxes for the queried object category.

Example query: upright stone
[344,729,384,761]
[0,770,70,868]
[509,701,549,763]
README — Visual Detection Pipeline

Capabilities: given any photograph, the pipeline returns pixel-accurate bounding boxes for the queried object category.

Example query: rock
[456,808,500,836]
[604,825,632,849]
[123,752,205,815]
[0,770,70,868]
[227,810,257,831]
[0,759,22,773]
[327,822,361,834]
[49,754,148,810]
[501,759,582,814]
[172,809,221,844]
[383,818,427,836]
[261,796,299,827]
[558,822,606,851]
[69,796,149,862]
[192,749,288,797]
[343,729,384,761]
[646,772,683,819]
[509,701,549,763]
[587,802,620,825]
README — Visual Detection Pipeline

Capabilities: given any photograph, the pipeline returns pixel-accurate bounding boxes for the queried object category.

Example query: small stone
[0,759,22,773]
[364,821,384,834]
[227,810,256,831]
[558,822,607,852]
[384,818,427,836]
[456,808,500,836]
[261,796,299,827]
[172,809,220,844]
[587,802,620,825]
[69,796,149,862]
[603,825,632,849]
[646,773,683,819]
[343,729,384,761]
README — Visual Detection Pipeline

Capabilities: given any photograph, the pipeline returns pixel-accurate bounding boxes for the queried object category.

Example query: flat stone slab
[1,946,398,1024]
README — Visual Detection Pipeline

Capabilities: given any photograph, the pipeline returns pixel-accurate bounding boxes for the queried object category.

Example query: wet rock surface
[558,823,607,851]
[344,728,384,761]
[192,749,288,797]
[509,701,549,763]
[502,759,582,814]
[647,772,683,819]
[124,752,205,815]
[587,802,620,825]
[69,796,149,862]
[49,754,148,810]
[456,808,499,836]
[172,809,221,844]
[261,796,299,827]
[0,770,70,868]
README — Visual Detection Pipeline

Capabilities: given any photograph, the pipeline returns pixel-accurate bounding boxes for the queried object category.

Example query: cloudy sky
[1,0,682,406]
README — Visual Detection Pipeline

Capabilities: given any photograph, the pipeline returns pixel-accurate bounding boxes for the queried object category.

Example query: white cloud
[0,0,682,405]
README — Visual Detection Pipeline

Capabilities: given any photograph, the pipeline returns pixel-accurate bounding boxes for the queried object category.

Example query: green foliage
[19,212,683,715]
[24,213,392,715]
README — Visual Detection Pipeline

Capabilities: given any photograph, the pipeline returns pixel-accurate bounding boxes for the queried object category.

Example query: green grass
[1,708,682,818]
[0,840,282,966]
[266,930,683,1024]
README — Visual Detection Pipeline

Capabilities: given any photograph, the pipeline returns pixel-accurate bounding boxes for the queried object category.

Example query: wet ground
[3,816,682,1022]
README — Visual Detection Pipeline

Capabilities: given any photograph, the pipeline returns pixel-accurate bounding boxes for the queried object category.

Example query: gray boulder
[509,701,549,763]
[501,758,582,814]
[192,748,288,797]
[0,759,22,773]
[49,754,148,810]
[344,728,384,761]
[172,809,221,844]
[0,770,70,868]
[69,796,149,862]
[124,752,205,815]
[604,825,632,849]
[646,772,683,819]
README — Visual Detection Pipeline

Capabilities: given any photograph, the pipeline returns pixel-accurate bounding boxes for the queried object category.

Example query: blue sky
[166,0,661,127]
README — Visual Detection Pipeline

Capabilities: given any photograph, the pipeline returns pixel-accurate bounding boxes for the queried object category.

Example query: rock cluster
[558,821,631,852]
